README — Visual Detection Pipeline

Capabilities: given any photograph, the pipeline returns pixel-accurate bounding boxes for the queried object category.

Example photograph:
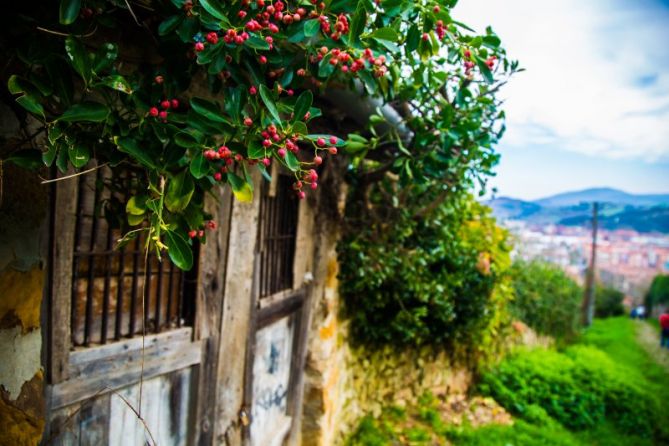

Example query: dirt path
[636,321,669,374]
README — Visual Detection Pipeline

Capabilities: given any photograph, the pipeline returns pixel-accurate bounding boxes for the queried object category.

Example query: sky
[452,0,669,200]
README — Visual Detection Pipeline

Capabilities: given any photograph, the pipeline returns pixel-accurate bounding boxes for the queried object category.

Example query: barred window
[257,175,299,298]
[68,166,197,347]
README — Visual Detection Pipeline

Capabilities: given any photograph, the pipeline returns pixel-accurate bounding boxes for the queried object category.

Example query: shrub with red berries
[5,0,517,270]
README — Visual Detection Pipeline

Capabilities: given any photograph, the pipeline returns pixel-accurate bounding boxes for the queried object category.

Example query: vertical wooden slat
[145,253,153,333]
[114,247,126,340]
[155,255,164,332]
[49,173,79,383]
[128,236,141,337]
[166,261,175,327]
[215,170,261,444]
[70,177,86,346]
[101,219,114,344]
[84,169,103,346]
[193,188,233,446]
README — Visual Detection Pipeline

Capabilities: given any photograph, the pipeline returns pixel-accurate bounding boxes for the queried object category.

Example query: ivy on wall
[3,0,517,271]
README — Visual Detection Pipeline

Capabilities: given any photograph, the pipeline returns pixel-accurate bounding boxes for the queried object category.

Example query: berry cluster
[317,13,349,40]
[188,220,217,239]
[435,20,447,40]
[148,98,179,122]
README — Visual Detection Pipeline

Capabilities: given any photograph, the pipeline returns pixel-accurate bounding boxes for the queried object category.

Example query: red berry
[154,75,164,84]
[422,33,429,41]
[238,10,247,18]
[194,42,205,52]
[262,139,272,147]
[206,32,219,44]
[170,99,179,109]
[314,156,322,165]
[149,107,159,117]
[297,191,306,199]
[259,55,267,64]
[214,172,222,181]
[188,230,197,239]
[161,100,171,109]
[207,220,217,230]
[249,85,257,95]
[159,110,168,120]
[287,89,294,96]
[464,49,472,59]
[433,5,440,13]
[310,182,318,190]
[328,147,337,155]
[198,230,204,237]
[329,136,337,145]
[277,148,287,157]
[244,117,253,126]
[316,137,326,147]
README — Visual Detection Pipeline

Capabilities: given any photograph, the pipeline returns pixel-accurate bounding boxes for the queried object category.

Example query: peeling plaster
[0,326,41,400]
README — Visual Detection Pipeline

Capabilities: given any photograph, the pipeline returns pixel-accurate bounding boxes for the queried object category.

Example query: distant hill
[534,187,669,208]
[486,188,669,233]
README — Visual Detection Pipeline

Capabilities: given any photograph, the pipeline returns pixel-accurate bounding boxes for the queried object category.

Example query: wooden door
[242,175,311,446]
[44,167,230,446]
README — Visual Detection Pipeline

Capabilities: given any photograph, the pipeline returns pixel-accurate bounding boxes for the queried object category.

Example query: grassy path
[636,320,669,374]
[346,318,669,445]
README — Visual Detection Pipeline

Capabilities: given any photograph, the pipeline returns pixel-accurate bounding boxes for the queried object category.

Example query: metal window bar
[258,175,299,298]
[68,166,198,348]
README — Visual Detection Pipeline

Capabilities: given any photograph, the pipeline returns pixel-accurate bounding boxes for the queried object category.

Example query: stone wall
[0,106,48,446]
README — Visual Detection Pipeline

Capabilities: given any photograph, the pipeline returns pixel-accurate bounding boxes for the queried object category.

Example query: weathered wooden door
[242,175,312,446]
[44,166,229,446]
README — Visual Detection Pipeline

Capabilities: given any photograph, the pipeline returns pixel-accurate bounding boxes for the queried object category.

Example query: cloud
[453,0,669,162]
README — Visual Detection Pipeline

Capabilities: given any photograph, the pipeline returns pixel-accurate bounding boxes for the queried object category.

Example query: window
[68,166,197,347]
[256,174,299,298]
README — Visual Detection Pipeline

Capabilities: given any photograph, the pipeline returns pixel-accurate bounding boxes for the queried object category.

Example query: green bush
[339,194,512,351]
[644,274,669,312]
[595,285,625,318]
[480,345,660,437]
[508,260,582,339]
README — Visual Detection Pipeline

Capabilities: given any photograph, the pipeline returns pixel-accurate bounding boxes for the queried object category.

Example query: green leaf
[126,195,148,215]
[304,19,320,37]
[259,84,281,123]
[8,75,45,118]
[475,57,494,84]
[292,121,308,135]
[67,143,90,168]
[174,130,202,148]
[349,2,367,44]
[16,96,45,118]
[7,149,43,170]
[58,102,109,122]
[292,91,312,124]
[43,142,58,166]
[59,0,81,25]
[65,36,91,84]
[228,172,253,202]
[189,151,209,179]
[404,24,420,55]
[98,75,132,94]
[93,43,118,73]
[199,0,227,20]
[247,140,265,159]
[127,214,145,226]
[245,35,270,50]
[159,15,183,36]
[284,151,299,171]
[318,53,335,77]
[190,97,230,124]
[369,27,400,42]
[115,136,158,169]
[165,170,195,213]
[165,230,194,271]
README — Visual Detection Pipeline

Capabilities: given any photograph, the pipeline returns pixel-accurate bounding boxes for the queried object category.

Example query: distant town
[486,187,669,303]
[504,220,669,302]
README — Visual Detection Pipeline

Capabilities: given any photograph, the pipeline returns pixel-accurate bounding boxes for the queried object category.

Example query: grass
[345,318,669,446]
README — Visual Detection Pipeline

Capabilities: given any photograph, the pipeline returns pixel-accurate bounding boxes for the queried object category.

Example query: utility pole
[582,202,599,327]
